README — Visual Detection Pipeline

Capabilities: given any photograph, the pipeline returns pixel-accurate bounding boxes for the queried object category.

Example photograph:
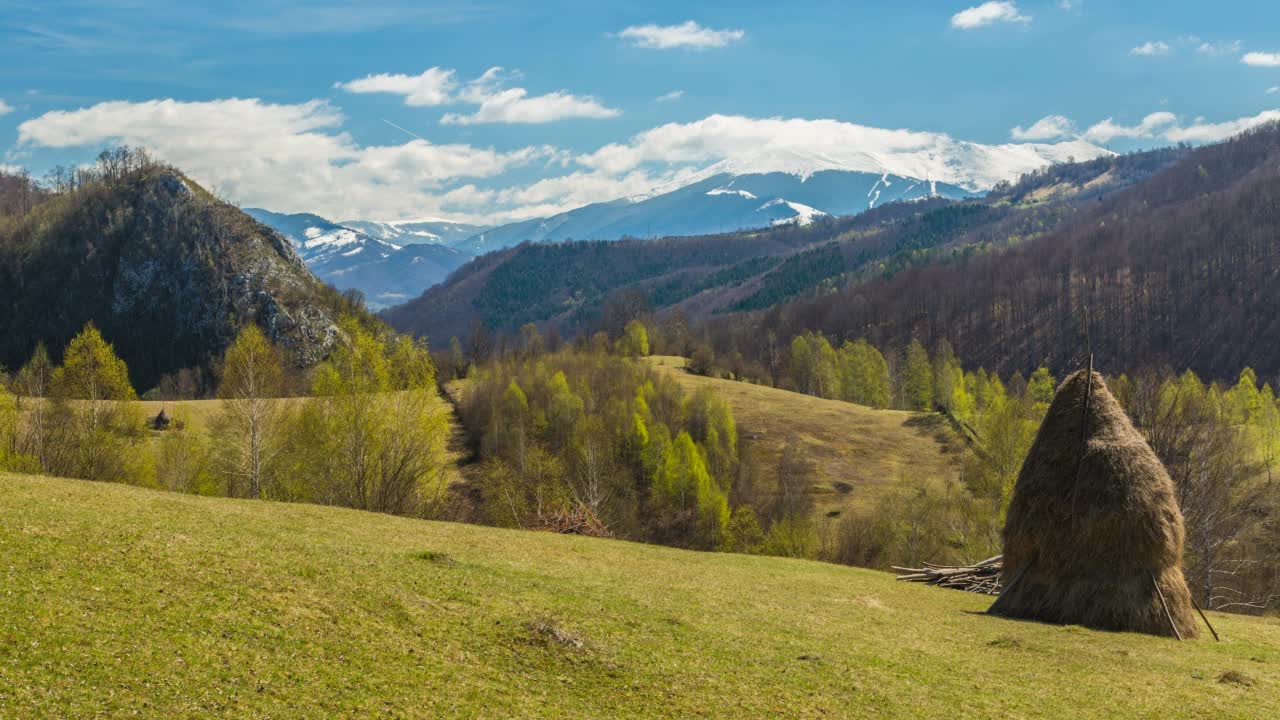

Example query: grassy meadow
[2,473,1276,719]
[646,356,966,519]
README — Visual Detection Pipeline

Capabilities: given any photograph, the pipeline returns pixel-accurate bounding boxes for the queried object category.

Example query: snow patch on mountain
[761,199,827,226]
[707,187,758,199]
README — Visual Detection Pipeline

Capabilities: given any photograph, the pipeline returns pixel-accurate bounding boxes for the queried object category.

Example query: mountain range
[248,135,1115,306]
[384,133,1203,353]
[392,122,1280,380]
[245,208,471,309]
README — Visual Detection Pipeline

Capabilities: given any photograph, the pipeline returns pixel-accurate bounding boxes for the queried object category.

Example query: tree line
[682,326,1279,614]
[0,320,452,518]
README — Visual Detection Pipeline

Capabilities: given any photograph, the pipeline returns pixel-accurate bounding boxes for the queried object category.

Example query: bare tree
[215,326,285,498]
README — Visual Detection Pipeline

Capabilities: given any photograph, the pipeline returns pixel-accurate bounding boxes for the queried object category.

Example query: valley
[4,8,1280,713]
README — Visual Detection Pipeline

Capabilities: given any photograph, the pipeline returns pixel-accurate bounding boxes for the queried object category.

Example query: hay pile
[988,370,1200,639]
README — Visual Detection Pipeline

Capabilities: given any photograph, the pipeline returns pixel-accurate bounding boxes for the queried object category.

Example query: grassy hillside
[647,357,965,519]
[2,473,1276,718]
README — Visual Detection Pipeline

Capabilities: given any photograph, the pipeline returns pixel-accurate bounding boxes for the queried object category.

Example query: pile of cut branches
[893,555,1004,595]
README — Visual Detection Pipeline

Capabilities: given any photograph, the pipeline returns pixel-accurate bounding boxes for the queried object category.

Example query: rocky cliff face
[0,167,362,390]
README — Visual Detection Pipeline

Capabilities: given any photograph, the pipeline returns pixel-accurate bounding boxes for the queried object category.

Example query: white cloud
[29,98,1271,229]
[1080,109,1280,144]
[15,98,556,222]
[441,67,620,125]
[1243,52,1280,67]
[1056,0,1078,10]
[655,90,685,102]
[1164,110,1280,143]
[1011,114,1076,141]
[574,114,1110,192]
[950,2,1030,30]
[1130,41,1171,56]
[337,66,619,124]
[0,99,12,116]
[1268,87,1280,94]
[618,21,745,49]
[334,68,456,106]
[1082,112,1177,143]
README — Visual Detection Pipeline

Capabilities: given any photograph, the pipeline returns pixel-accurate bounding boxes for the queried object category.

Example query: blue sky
[2,0,1278,223]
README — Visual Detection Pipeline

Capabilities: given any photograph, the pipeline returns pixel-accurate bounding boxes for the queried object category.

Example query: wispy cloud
[1011,114,1076,141]
[1242,51,1280,67]
[1191,38,1241,56]
[1268,87,1280,95]
[950,2,1030,30]
[617,21,745,49]
[1130,41,1171,56]
[655,90,685,102]
[0,99,13,117]
[337,66,620,124]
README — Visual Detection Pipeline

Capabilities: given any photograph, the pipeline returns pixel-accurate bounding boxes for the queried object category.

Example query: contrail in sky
[382,118,425,141]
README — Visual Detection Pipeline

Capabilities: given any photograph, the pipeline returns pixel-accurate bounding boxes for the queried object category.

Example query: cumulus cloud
[1079,109,1280,144]
[15,98,556,221]
[950,2,1030,30]
[337,66,619,124]
[1011,114,1076,141]
[1082,112,1177,143]
[334,68,456,106]
[441,67,620,125]
[0,99,12,116]
[618,21,745,49]
[1164,110,1280,143]
[1243,51,1280,67]
[21,96,1273,228]
[1130,41,1171,56]
[655,90,685,102]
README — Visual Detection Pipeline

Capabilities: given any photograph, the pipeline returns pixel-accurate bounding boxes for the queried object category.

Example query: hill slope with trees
[709,123,1280,380]
[0,149,374,392]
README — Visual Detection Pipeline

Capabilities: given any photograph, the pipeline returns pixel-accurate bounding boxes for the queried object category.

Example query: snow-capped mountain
[339,218,490,247]
[456,138,1113,252]
[245,208,470,309]
[455,170,971,253]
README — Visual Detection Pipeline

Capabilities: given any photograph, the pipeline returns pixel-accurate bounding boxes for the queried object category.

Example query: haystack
[988,370,1200,638]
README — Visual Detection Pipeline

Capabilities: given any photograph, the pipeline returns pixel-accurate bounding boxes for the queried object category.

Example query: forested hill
[381,213,897,346]
[0,151,374,391]
[707,122,1280,380]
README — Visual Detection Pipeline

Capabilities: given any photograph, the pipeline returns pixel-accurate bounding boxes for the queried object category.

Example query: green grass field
[646,357,966,519]
[3,473,1276,718]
